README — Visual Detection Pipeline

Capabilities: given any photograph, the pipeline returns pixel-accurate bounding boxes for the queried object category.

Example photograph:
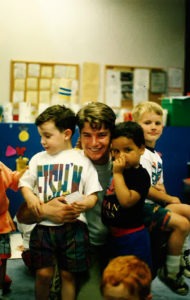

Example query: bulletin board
[104,65,167,109]
[10,60,80,117]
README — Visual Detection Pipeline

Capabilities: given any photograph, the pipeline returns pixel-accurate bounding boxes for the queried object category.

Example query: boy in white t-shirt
[132,101,190,296]
[19,105,102,300]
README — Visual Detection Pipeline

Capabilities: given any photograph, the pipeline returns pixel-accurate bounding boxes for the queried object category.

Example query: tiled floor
[2,233,190,299]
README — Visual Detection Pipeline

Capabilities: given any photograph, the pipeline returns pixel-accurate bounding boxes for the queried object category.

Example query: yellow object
[16,157,29,171]
[19,130,29,142]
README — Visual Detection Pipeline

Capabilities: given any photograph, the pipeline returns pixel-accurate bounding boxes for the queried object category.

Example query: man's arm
[16,197,80,225]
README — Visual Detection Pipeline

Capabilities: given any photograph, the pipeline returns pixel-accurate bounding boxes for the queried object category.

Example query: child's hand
[18,166,29,179]
[154,183,165,193]
[71,201,86,213]
[166,196,181,204]
[113,154,126,174]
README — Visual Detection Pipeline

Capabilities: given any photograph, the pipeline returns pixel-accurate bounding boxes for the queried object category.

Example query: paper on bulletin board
[14,63,26,79]
[168,67,183,89]
[39,91,51,103]
[14,79,25,91]
[26,91,38,104]
[105,69,121,107]
[51,78,61,92]
[41,66,53,78]
[40,78,51,90]
[13,91,24,103]
[54,65,67,78]
[150,71,167,93]
[28,64,40,77]
[81,62,100,103]
[66,66,77,79]
[133,69,150,106]
[27,78,38,90]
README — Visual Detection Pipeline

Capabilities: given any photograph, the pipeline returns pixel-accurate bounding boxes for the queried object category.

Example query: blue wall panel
[156,126,190,201]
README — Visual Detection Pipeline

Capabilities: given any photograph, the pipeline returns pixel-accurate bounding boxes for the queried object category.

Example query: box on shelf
[161,96,190,126]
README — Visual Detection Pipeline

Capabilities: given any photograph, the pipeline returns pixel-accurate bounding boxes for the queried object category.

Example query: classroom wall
[0,0,185,104]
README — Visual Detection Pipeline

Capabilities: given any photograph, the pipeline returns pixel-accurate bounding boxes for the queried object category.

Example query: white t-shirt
[19,149,102,226]
[140,147,163,204]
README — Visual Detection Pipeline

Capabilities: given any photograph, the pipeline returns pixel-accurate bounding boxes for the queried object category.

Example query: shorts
[0,233,11,259]
[110,227,152,270]
[143,202,171,231]
[30,221,90,273]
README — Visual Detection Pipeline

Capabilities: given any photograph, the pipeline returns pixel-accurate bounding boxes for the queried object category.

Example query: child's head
[101,255,152,300]
[35,104,76,134]
[132,101,163,148]
[111,121,145,169]
[35,105,76,155]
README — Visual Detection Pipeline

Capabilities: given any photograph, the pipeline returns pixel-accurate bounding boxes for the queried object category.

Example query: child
[14,216,35,273]
[132,101,190,295]
[18,104,102,300]
[101,255,152,300]
[101,121,152,269]
[0,162,26,296]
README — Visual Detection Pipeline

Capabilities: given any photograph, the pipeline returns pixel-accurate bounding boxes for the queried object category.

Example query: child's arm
[20,186,42,216]
[113,154,140,208]
[154,182,166,193]
[0,163,28,191]
[70,193,98,213]
[148,185,181,205]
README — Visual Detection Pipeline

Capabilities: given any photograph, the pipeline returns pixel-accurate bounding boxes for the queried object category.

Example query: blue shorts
[30,221,90,273]
[0,233,11,259]
[110,227,152,270]
[143,202,171,231]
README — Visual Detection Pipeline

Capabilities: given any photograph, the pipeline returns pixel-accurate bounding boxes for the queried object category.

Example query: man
[17,102,116,299]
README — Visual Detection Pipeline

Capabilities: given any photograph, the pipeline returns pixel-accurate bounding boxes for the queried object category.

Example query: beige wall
[0,0,185,104]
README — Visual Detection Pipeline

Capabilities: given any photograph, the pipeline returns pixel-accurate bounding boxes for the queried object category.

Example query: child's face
[103,282,141,300]
[137,111,163,147]
[111,136,144,169]
[38,120,71,155]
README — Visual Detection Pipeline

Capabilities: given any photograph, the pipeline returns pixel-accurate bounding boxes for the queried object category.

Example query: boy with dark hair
[101,121,152,268]
[19,104,102,300]
[17,102,116,299]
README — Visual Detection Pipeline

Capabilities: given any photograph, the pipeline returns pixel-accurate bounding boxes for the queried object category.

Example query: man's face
[80,122,111,165]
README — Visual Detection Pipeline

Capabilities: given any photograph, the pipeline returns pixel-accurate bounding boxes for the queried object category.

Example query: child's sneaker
[181,249,190,278]
[157,266,189,295]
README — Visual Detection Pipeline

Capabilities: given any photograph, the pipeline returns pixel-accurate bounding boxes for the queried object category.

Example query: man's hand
[44,197,79,223]
[16,196,79,225]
